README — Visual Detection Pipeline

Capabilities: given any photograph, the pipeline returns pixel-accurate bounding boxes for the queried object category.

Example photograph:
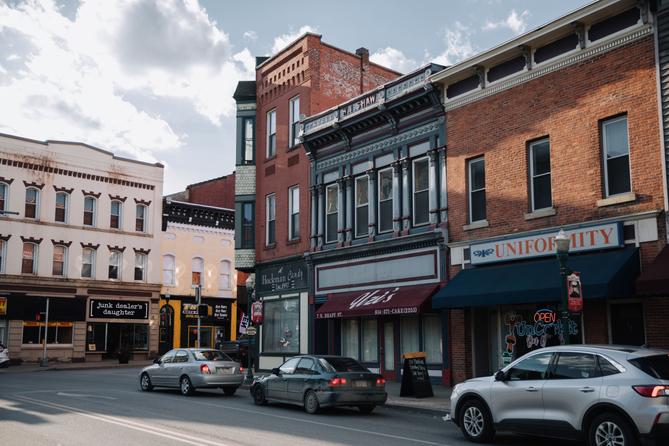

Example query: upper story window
[289,96,300,147]
[22,242,37,274]
[219,260,231,290]
[413,158,429,226]
[136,204,147,232]
[0,239,5,273]
[267,109,276,158]
[83,196,96,226]
[108,250,121,280]
[82,247,95,278]
[162,254,175,286]
[192,257,204,286]
[325,184,339,243]
[243,118,254,164]
[134,252,147,282]
[110,200,122,229]
[468,157,486,223]
[52,245,67,277]
[266,193,276,245]
[288,186,299,240]
[602,115,631,197]
[55,192,68,223]
[241,202,255,249]
[378,168,393,233]
[25,187,39,219]
[529,138,552,211]
[0,182,8,213]
[355,176,369,238]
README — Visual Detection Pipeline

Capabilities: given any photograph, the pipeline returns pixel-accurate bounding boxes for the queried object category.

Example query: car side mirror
[153,358,161,365]
[494,370,506,381]
[272,367,281,376]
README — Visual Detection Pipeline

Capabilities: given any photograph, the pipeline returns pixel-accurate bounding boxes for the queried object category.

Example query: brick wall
[186,173,235,209]
[583,299,608,344]
[644,297,669,348]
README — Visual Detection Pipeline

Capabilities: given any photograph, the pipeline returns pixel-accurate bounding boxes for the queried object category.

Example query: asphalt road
[0,368,580,446]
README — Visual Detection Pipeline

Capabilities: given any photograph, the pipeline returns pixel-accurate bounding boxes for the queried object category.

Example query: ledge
[524,207,556,221]
[596,192,637,208]
[463,220,489,231]
[286,238,302,246]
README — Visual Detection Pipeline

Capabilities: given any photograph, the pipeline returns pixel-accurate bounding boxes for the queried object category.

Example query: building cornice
[166,221,234,236]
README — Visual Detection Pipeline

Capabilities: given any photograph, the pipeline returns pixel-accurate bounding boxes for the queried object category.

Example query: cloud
[483,10,530,34]
[271,25,317,54]
[431,22,477,66]
[243,30,258,42]
[0,0,254,161]
[370,47,417,73]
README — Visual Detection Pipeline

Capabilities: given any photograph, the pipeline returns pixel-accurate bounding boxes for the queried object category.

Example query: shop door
[381,321,396,380]
[159,305,174,355]
[610,303,645,346]
[104,324,120,359]
[472,307,490,377]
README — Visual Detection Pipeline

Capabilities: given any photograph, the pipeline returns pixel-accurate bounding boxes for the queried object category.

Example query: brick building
[251,33,400,371]
[165,173,235,210]
[431,0,668,384]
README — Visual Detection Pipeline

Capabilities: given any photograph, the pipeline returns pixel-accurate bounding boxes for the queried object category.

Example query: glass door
[383,321,395,372]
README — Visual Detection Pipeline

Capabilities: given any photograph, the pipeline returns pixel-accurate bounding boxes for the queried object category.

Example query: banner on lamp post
[567,272,583,314]
[251,301,263,325]
[239,312,249,335]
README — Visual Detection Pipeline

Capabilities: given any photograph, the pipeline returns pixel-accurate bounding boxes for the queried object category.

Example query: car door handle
[525,386,539,392]
[579,387,595,393]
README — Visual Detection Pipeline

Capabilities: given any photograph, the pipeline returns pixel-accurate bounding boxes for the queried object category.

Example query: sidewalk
[0,359,153,374]
[383,381,451,415]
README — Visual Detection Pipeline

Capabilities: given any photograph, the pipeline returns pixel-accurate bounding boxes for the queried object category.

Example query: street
[0,368,579,446]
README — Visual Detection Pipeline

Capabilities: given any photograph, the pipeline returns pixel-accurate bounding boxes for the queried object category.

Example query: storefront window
[422,315,442,364]
[22,322,73,344]
[263,298,299,353]
[342,319,359,359]
[86,323,107,351]
[400,316,419,357]
[361,319,378,362]
[132,324,148,350]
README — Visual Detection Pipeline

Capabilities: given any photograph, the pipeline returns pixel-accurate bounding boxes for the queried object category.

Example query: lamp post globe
[555,229,571,254]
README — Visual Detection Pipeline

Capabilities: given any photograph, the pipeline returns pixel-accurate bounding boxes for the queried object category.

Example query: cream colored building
[159,199,236,354]
[0,133,163,363]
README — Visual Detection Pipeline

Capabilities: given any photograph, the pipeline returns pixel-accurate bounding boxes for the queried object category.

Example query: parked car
[139,348,244,396]
[250,355,387,414]
[449,345,669,446]
[0,343,9,368]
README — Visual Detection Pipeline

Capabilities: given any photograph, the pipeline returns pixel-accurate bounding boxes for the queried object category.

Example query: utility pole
[196,284,202,348]
[40,298,50,367]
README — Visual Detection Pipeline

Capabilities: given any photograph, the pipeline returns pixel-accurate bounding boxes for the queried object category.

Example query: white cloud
[431,22,477,66]
[0,0,255,161]
[483,10,530,34]
[243,30,258,42]
[370,47,417,73]
[271,25,317,54]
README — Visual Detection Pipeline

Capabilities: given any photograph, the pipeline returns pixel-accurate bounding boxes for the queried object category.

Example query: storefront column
[344,176,353,245]
[391,161,401,234]
[336,177,346,246]
[438,147,447,225]
[428,148,438,226]
[72,321,86,362]
[401,158,410,234]
[310,185,318,250]
[317,184,324,248]
[366,169,377,240]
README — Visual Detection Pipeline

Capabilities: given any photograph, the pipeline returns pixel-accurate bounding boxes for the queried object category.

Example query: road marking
[56,392,117,400]
[9,395,232,446]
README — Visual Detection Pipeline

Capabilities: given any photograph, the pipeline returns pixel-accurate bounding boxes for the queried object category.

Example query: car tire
[222,386,237,396]
[303,390,320,415]
[358,405,375,414]
[140,373,153,392]
[588,412,638,446]
[459,399,494,443]
[180,375,194,396]
[252,385,267,405]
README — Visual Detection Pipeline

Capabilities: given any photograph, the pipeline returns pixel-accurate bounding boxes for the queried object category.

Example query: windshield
[320,357,368,372]
[193,350,233,362]
[629,354,669,380]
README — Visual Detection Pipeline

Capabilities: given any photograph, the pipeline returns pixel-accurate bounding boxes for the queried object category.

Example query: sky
[0,0,592,194]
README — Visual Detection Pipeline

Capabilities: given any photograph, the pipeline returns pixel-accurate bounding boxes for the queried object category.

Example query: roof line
[165,198,234,212]
[256,32,321,70]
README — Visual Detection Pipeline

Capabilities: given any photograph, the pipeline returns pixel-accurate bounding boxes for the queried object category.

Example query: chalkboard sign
[400,352,434,398]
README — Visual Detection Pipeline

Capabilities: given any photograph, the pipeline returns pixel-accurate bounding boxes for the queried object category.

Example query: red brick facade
[184,173,235,209]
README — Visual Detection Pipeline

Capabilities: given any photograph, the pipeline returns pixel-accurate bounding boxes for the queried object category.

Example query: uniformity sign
[258,262,308,294]
[470,222,622,265]
[89,299,148,320]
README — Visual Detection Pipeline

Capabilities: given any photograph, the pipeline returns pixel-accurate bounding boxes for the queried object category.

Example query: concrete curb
[0,362,151,374]
[381,403,449,417]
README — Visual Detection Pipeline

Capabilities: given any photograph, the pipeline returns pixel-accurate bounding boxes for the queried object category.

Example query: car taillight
[376,377,386,386]
[633,385,669,397]
[200,364,212,374]
[239,366,245,373]
[328,377,347,386]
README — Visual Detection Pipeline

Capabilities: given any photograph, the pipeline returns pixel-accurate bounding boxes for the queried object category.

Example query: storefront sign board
[400,352,434,398]
[89,299,148,320]
[213,304,229,320]
[257,262,308,294]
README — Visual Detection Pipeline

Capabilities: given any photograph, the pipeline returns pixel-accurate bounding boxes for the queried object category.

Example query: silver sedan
[140,348,244,396]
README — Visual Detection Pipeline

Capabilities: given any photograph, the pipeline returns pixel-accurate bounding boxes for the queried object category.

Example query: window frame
[52,244,67,277]
[191,257,204,286]
[55,191,69,223]
[135,204,147,233]
[266,109,277,158]
[81,247,96,279]
[265,193,276,246]
[354,175,369,239]
[289,96,300,148]
[241,202,255,249]
[134,252,147,282]
[601,114,632,198]
[25,187,40,219]
[108,250,122,280]
[467,157,486,223]
[162,254,175,286]
[377,167,393,234]
[110,200,122,230]
[83,196,96,227]
[219,260,231,291]
[0,182,8,212]
[0,239,6,274]
[412,157,430,227]
[243,117,255,164]
[22,242,38,275]
[528,138,553,212]
[288,185,299,241]
[325,183,339,244]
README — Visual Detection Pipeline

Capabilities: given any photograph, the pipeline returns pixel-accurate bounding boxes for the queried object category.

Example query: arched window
[82,247,95,278]
[136,204,147,232]
[110,200,122,229]
[22,242,38,274]
[84,196,96,226]
[191,257,203,286]
[52,245,67,276]
[134,252,147,281]
[219,260,231,290]
[55,192,68,223]
[108,250,122,280]
[25,187,39,219]
[162,254,175,286]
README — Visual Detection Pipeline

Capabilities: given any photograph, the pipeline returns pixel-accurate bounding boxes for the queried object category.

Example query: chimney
[356,47,369,94]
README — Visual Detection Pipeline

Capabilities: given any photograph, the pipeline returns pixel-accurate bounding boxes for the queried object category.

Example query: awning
[636,246,669,296]
[433,248,640,309]
[315,284,438,319]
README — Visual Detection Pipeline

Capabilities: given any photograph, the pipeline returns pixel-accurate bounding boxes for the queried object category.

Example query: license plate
[354,380,369,388]
[217,367,233,374]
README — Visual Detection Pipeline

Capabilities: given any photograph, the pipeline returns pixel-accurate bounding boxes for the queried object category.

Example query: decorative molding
[107,245,126,252]
[133,248,151,255]
[166,221,234,236]
[82,190,101,198]
[134,198,152,206]
[51,239,73,247]
[53,185,74,194]
[20,236,43,244]
[0,176,14,184]
[0,234,11,241]
[80,242,100,250]
[443,26,653,112]
[109,194,127,202]
[23,181,44,189]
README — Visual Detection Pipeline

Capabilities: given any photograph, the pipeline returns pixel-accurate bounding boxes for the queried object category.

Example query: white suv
[450,345,669,445]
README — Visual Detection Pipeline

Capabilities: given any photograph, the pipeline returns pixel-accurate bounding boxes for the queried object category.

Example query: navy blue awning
[433,248,640,309]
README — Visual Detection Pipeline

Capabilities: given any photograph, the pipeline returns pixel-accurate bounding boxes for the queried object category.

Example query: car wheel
[459,399,494,443]
[222,386,237,396]
[180,376,194,396]
[252,385,267,405]
[303,390,320,415]
[140,373,153,391]
[588,412,638,446]
[358,405,375,414]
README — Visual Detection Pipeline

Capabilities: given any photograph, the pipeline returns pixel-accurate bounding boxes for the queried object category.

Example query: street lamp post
[555,229,571,345]
[245,274,256,384]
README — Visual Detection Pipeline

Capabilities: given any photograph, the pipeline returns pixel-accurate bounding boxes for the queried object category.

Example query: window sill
[524,207,556,221]
[287,145,301,152]
[286,238,301,245]
[596,192,637,208]
[463,220,489,231]
[264,156,276,164]
[263,243,276,251]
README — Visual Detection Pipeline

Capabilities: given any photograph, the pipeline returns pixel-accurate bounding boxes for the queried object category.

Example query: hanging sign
[251,301,263,325]
[182,303,200,318]
[567,272,583,314]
